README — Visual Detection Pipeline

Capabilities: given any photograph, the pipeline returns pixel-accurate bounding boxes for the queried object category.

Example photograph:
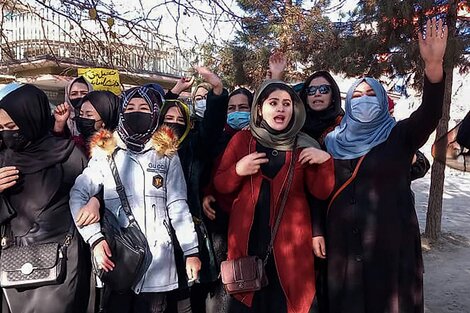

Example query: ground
[413,168,470,313]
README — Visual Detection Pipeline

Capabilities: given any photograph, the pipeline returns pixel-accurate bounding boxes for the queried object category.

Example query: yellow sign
[77,68,121,95]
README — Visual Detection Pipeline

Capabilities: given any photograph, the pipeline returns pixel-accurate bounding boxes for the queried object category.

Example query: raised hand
[195,66,223,95]
[235,152,269,176]
[269,52,287,80]
[171,77,195,95]
[53,103,71,132]
[312,236,326,259]
[419,17,448,83]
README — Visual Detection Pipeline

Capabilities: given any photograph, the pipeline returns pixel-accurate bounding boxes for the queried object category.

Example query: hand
[93,240,115,272]
[171,77,195,95]
[186,256,202,281]
[419,17,447,83]
[53,103,71,132]
[312,236,326,259]
[0,166,19,192]
[195,66,223,95]
[202,195,216,220]
[269,52,287,80]
[235,152,269,176]
[299,147,331,165]
[76,197,101,227]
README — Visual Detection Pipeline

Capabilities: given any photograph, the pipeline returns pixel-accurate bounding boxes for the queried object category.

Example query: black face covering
[164,122,186,139]
[124,112,152,135]
[1,130,29,152]
[70,98,83,109]
[76,117,98,139]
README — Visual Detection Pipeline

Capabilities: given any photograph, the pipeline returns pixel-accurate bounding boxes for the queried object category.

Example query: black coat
[326,76,445,313]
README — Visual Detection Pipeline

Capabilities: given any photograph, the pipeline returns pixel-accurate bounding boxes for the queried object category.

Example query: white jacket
[69,129,198,293]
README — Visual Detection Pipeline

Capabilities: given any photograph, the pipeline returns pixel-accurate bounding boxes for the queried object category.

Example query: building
[0,2,194,103]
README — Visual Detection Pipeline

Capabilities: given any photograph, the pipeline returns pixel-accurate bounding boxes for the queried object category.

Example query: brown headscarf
[250,80,320,151]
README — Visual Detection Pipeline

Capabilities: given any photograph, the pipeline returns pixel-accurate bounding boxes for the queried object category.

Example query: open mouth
[312,100,324,105]
[274,115,286,123]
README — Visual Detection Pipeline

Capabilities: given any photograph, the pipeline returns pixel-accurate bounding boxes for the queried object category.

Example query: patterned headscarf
[118,85,163,152]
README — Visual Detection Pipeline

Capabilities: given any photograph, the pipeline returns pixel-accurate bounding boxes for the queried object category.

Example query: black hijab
[299,71,344,140]
[0,84,75,174]
[0,84,77,236]
[82,90,120,131]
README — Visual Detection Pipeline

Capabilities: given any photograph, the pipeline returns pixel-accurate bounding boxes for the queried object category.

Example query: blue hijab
[325,77,396,160]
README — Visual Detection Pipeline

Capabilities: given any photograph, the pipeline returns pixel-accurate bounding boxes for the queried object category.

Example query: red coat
[214,130,335,313]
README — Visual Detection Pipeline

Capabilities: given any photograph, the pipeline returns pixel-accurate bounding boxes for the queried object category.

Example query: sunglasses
[306,84,331,96]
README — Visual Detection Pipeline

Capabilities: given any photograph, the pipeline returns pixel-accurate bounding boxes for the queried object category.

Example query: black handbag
[0,224,74,289]
[93,154,152,293]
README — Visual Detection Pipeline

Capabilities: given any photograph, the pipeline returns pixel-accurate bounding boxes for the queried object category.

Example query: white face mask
[194,99,207,118]
[350,96,382,123]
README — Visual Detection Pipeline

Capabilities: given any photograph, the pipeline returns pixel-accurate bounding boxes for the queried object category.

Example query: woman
[69,85,201,313]
[159,68,228,313]
[75,90,120,156]
[324,18,447,313]
[299,71,344,148]
[53,76,93,151]
[214,80,335,313]
[0,83,90,313]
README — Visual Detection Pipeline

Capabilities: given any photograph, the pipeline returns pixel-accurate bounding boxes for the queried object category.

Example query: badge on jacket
[153,174,164,189]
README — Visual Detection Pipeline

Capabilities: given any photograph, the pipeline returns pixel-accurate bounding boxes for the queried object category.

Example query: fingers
[75,211,85,227]
[0,166,17,174]
[94,241,114,272]
[0,171,19,187]
[202,196,216,220]
[312,237,326,259]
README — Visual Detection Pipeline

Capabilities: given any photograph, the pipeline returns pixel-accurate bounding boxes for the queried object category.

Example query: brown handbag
[220,145,297,295]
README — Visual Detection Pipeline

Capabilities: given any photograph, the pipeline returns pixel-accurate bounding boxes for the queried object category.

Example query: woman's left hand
[299,147,331,165]
[186,256,202,282]
[195,66,223,96]
[419,17,448,83]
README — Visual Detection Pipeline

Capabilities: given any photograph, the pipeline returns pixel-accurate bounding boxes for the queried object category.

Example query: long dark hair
[229,87,254,107]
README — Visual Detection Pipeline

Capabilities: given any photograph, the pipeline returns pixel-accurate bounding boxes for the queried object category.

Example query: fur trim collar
[90,125,179,158]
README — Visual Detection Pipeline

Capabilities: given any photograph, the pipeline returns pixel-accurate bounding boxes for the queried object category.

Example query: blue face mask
[350,96,382,123]
[227,111,250,130]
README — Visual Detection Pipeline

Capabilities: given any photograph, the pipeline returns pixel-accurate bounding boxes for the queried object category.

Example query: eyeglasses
[194,95,207,101]
[306,84,331,96]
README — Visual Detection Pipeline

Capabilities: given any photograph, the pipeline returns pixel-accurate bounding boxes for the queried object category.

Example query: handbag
[0,224,74,289]
[93,153,152,293]
[220,144,297,295]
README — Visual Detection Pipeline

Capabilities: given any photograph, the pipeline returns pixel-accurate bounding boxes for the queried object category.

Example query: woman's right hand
[93,240,115,272]
[53,103,71,132]
[0,166,19,192]
[235,152,269,176]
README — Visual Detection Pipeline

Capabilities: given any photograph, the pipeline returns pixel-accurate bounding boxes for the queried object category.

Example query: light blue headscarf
[0,82,23,101]
[325,77,397,160]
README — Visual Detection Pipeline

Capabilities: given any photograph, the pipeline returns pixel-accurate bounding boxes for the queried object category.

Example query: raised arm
[403,17,448,151]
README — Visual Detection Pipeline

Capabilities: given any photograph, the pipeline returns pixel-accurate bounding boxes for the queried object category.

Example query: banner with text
[78,68,121,95]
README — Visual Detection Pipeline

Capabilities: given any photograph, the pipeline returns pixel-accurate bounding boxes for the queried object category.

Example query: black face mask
[124,112,152,135]
[70,98,83,109]
[1,130,30,152]
[164,122,186,140]
[76,117,98,139]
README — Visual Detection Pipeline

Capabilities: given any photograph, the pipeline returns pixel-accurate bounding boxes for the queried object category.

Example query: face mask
[76,117,99,139]
[194,100,207,118]
[124,112,152,135]
[164,122,186,140]
[350,96,382,123]
[70,98,83,109]
[227,111,250,130]
[1,130,29,152]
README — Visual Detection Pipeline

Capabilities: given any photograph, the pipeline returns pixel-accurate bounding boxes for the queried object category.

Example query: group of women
[0,17,448,313]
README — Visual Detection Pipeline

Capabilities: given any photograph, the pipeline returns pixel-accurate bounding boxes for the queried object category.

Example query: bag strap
[107,153,139,229]
[327,155,366,215]
[263,141,297,265]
